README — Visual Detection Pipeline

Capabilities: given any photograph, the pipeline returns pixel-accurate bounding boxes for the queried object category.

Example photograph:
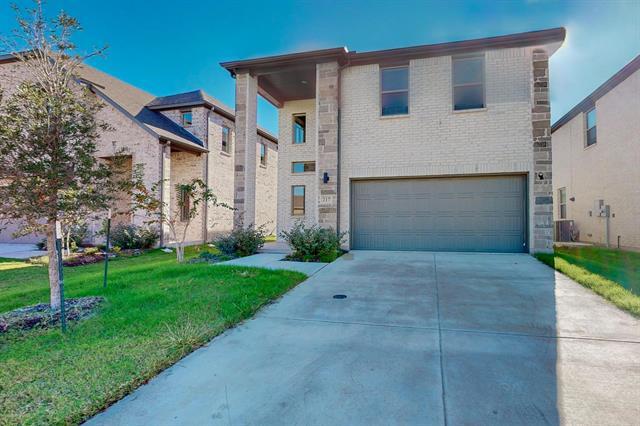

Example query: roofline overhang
[552,54,640,133]
[219,28,565,76]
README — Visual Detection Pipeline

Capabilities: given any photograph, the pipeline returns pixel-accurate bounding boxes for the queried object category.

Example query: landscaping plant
[280,221,347,262]
[109,224,159,250]
[214,224,267,257]
[0,2,130,309]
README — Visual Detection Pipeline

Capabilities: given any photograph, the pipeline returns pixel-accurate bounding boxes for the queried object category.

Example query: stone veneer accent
[532,49,553,253]
[233,72,258,227]
[315,61,340,230]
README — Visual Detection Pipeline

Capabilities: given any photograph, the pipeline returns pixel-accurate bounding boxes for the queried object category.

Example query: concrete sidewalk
[216,253,328,276]
[0,243,45,259]
[87,251,640,425]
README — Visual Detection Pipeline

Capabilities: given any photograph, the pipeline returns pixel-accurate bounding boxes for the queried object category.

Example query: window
[181,110,193,127]
[260,143,267,166]
[179,188,190,222]
[381,66,409,116]
[586,108,597,146]
[221,126,230,153]
[292,161,316,173]
[558,188,567,219]
[291,185,305,216]
[293,114,306,144]
[452,55,485,110]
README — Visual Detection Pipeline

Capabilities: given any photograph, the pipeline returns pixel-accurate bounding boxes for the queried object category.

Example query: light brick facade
[272,45,558,253]
[552,63,640,250]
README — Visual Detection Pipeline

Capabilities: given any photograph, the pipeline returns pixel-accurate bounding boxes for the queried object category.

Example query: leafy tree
[0,1,122,309]
[126,166,230,263]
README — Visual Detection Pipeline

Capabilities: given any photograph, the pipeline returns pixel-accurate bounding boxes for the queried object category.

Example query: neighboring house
[221,28,565,253]
[0,54,278,245]
[552,55,640,250]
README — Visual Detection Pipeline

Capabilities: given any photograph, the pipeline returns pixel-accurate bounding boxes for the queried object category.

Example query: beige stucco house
[552,55,640,250]
[221,28,565,253]
[0,54,278,245]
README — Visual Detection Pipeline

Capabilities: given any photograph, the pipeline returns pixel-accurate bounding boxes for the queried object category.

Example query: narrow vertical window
[181,110,193,127]
[179,188,190,222]
[260,143,267,166]
[293,114,306,144]
[585,108,597,146]
[558,187,567,219]
[452,55,485,110]
[381,66,409,116]
[221,126,230,153]
[291,185,305,216]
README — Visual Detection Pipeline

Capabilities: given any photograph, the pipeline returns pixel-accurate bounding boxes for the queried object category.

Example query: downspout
[202,108,211,243]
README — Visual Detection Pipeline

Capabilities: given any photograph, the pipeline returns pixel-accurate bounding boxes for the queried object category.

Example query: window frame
[259,142,267,166]
[179,187,190,222]
[291,161,316,174]
[181,110,193,127]
[452,54,486,111]
[292,114,306,144]
[558,187,567,219]
[585,107,597,147]
[291,185,306,216]
[221,126,231,154]
[380,65,410,117]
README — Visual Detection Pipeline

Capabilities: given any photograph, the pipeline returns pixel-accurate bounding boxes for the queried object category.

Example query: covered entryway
[351,175,527,252]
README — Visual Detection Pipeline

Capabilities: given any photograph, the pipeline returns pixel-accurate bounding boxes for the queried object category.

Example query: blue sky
[1,0,638,135]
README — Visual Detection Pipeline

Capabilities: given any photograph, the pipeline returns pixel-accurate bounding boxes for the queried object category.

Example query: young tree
[126,166,230,263]
[0,1,119,309]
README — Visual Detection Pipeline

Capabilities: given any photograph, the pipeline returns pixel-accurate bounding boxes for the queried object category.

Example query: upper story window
[558,187,567,219]
[221,126,231,153]
[585,108,597,147]
[293,114,306,144]
[452,55,485,110]
[292,161,315,173]
[380,66,409,116]
[260,143,267,166]
[181,110,193,127]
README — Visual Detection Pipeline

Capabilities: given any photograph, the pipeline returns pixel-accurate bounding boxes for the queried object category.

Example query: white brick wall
[277,99,318,237]
[276,47,547,251]
[552,68,640,249]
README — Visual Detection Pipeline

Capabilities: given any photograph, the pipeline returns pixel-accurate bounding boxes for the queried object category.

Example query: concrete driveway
[87,251,640,426]
[0,243,45,259]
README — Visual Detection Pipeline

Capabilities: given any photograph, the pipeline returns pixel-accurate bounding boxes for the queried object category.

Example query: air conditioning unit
[555,219,576,242]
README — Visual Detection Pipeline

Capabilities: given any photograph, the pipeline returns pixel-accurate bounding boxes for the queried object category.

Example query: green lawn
[0,247,306,425]
[536,245,640,317]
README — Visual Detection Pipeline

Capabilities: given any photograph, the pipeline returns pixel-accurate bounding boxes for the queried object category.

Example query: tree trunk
[46,221,61,309]
[176,245,184,263]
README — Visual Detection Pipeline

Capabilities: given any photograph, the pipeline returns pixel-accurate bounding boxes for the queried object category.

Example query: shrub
[84,247,99,255]
[214,225,267,257]
[109,224,159,250]
[280,222,347,262]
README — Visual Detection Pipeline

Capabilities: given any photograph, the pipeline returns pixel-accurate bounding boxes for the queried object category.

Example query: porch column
[316,61,340,230]
[160,142,172,245]
[233,72,258,228]
[532,49,553,253]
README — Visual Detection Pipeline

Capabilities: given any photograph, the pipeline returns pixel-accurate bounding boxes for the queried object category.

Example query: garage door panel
[352,176,526,252]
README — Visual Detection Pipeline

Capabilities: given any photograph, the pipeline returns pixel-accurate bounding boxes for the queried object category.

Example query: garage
[351,175,527,252]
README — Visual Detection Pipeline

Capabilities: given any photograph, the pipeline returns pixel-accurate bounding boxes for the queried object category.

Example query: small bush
[109,224,159,250]
[84,247,99,255]
[280,221,347,262]
[214,225,267,257]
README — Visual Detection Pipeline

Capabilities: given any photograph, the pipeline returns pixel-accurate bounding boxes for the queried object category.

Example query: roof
[552,54,640,133]
[221,28,566,106]
[147,90,278,143]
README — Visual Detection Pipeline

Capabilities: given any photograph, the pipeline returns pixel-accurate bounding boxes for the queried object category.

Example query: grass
[0,246,306,425]
[536,245,640,317]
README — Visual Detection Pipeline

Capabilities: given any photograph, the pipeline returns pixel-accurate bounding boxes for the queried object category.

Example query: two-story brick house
[222,28,565,253]
[552,55,640,250]
[0,54,278,245]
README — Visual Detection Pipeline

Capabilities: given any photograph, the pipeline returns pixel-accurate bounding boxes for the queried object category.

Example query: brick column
[160,142,172,245]
[532,50,553,253]
[316,61,339,230]
[234,72,258,228]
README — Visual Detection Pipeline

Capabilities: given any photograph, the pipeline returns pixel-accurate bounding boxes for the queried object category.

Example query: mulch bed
[0,297,104,333]
[63,253,105,267]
